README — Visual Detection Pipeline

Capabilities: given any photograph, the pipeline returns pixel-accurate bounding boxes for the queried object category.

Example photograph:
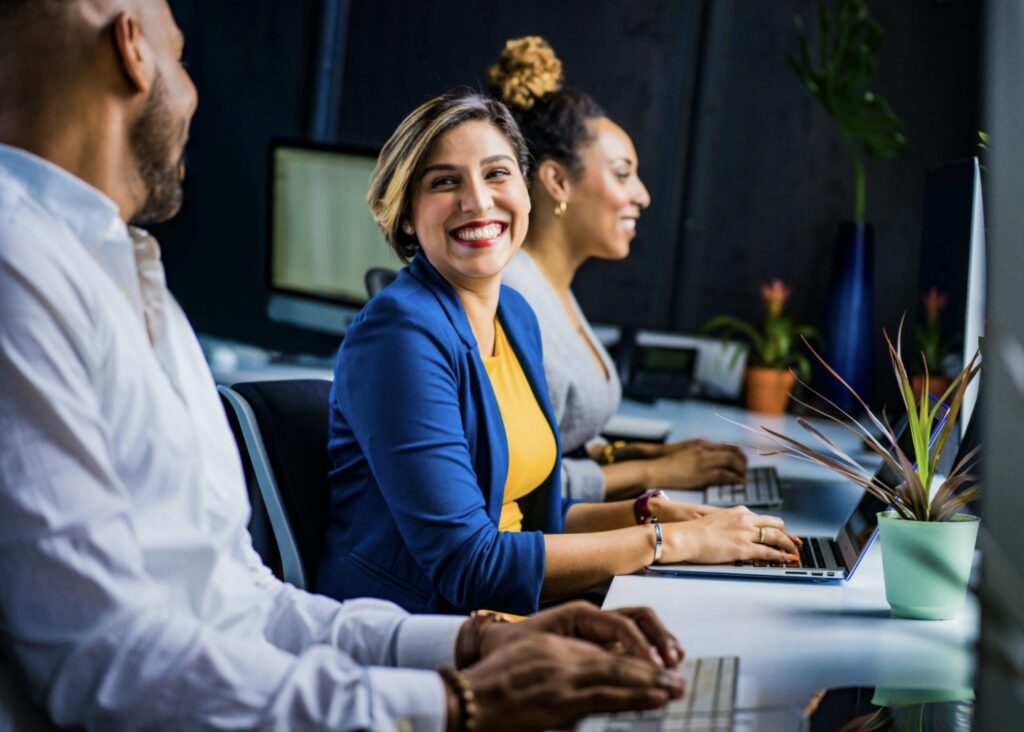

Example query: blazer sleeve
[333,295,546,615]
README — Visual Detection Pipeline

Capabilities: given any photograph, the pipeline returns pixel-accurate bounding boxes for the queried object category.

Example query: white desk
[603,399,978,712]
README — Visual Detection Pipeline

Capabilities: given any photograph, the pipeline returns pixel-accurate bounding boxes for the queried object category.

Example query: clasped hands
[454,601,685,731]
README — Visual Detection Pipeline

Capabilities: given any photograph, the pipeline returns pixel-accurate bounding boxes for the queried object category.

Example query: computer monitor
[267,140,400,335]
[919,157,986,436]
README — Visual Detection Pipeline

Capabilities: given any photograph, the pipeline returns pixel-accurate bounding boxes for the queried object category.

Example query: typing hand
[647,440,747,489]
[660,505,802,564]
[653,498,721,522]
[462,634,684,732]
[479,600,683,668]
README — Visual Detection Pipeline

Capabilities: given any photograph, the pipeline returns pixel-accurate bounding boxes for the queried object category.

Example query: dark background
[156,0,981,402]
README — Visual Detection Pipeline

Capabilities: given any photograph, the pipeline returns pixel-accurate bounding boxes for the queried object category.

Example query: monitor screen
[268,141,400,334]
[919,157,985,435]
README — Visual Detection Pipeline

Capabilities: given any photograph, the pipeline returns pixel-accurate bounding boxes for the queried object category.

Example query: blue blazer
[318,254,572,615]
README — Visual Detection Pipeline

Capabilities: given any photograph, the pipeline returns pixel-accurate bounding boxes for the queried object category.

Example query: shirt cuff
[394,614,465,669]
[366,667,447,732]
[561,457,607,502]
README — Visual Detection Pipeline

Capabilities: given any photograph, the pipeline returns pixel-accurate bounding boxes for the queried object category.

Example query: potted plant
[747,326,981,620]
[703,280,820,414]
[789,0,907,411]
[912,287,954,400]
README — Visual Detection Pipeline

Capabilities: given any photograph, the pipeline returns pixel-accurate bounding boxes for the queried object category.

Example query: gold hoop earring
[554,201,568,218]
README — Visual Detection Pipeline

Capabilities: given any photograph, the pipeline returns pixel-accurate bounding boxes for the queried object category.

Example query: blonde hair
[367,90,530,262]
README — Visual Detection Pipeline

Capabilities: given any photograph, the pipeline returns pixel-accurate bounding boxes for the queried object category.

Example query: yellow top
[482,321,557,532]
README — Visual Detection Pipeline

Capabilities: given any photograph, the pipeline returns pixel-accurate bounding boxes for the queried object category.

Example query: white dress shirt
[0,143,463,731]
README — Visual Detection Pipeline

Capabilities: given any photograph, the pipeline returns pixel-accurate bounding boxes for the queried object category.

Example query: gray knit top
[502,249,621,501]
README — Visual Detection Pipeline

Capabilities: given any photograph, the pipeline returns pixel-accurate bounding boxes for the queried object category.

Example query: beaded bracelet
[440,666,479,732]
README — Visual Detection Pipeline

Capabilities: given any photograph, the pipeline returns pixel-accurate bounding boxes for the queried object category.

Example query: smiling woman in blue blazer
[317,90,800,616]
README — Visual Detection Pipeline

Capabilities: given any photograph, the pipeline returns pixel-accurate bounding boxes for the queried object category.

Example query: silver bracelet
[652,521,663,565]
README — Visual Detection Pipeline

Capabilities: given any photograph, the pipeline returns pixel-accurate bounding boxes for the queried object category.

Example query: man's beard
[129,74,187,226]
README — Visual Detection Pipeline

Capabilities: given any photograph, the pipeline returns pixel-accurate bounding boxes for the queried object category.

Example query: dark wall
[336,0,704,332]
[155,0,338,354]
[159,0,980,382]
[663,0,979,403]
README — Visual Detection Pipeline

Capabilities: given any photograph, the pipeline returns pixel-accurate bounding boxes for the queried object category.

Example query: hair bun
[488,36,563,110]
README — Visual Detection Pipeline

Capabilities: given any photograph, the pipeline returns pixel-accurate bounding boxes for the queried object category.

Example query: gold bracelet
[440,666,479,732]
[455,611,507,669]
[600,440,627,465]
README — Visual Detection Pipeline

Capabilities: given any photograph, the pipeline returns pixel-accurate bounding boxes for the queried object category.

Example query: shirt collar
[0,143,151,316]
[0,142,129,256]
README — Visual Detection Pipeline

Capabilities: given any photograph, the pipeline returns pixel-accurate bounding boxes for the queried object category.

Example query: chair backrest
[0,656,61,732]
[218,379,333,590]
[364,267,398,298]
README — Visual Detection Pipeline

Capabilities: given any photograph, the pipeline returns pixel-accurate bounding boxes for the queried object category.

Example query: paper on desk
[602,414,673,442]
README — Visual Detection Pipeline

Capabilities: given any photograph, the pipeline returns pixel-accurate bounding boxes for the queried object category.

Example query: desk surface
[603,399,978,712]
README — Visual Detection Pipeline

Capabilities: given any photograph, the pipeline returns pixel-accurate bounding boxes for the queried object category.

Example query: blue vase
[822,221,874,411]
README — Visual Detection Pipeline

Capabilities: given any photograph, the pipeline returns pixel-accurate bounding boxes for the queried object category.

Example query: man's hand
[462,634,685,732]
[477,601,683,668]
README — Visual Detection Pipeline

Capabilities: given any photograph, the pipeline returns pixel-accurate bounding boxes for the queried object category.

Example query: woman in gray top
[495,37,747,502]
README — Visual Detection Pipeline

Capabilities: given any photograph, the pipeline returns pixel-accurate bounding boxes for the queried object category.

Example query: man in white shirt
[0,1,686,730]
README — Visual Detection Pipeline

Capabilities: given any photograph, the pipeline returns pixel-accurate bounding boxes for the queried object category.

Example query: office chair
[364,267,398,298]
[0,658,61,731]
[218,379,333,591]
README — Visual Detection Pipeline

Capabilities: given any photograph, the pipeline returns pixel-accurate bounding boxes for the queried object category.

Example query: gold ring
[757,527,765,544]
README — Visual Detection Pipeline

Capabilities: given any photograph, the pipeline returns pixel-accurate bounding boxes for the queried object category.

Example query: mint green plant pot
[877,512,980,620]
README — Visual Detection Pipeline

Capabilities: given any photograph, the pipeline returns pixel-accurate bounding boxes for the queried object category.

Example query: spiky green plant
[738,324,981,522]
[788,0,907,222]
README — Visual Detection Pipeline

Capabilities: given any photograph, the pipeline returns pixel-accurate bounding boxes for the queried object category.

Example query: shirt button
[396,719,412,732]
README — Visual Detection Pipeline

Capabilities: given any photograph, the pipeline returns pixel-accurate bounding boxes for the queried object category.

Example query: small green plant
[745,324,981,522]
[788,0,907,222]
[702,280,820,382]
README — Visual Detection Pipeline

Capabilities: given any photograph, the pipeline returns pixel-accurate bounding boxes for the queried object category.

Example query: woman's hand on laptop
[660,506,801,564]
[648,493,721,522]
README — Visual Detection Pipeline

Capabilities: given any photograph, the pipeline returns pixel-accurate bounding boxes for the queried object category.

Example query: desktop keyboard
[704,467,782,508]
[577,656,738,732]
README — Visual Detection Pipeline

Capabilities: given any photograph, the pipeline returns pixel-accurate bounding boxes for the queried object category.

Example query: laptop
[647,408,949,582]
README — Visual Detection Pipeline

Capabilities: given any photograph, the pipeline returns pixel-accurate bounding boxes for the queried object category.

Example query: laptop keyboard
[799,537,843,569]
[704,467,782,508]
[728,537,842,576]
[577,656,738,731]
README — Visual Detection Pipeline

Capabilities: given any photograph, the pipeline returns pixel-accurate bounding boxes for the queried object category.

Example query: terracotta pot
[744,367,796,414]
[911,374,952,402]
